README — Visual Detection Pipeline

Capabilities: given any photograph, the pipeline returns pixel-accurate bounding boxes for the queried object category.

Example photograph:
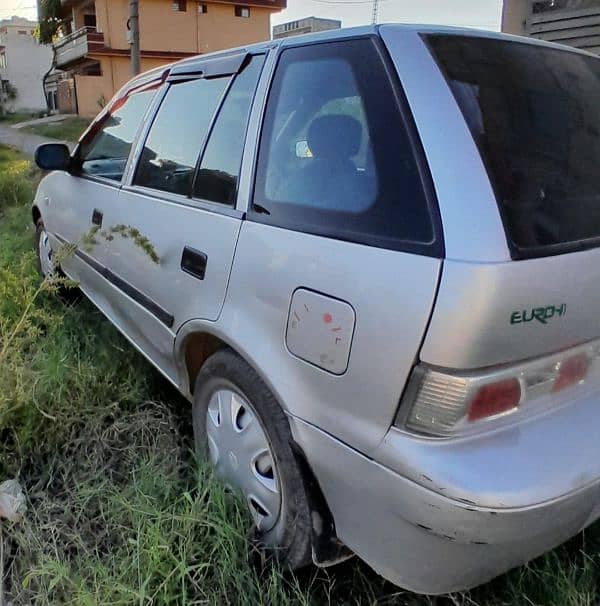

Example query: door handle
[181,246,208,280]
[92,208,103,227]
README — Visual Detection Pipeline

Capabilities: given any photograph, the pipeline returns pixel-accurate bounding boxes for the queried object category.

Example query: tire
[35,219,80,303]
[192,349,312,569]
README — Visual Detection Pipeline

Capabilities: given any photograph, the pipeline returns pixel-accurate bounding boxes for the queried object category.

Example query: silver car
[32,24,600,594]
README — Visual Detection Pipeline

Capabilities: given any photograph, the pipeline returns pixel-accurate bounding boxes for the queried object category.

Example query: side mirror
[34,143,72,172]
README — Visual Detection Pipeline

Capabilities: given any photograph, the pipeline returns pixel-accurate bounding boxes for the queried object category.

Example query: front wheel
[35,219,80,303]
[192,349,312,569]
[35,220,57,280]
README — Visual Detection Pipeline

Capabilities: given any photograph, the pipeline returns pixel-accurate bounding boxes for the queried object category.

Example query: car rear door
[93,52,266,382]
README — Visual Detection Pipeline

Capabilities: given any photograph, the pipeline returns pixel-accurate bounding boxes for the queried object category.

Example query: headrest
[307,114,362,160]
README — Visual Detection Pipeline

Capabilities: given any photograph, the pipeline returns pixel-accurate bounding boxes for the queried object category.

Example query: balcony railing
[54,26,104,68]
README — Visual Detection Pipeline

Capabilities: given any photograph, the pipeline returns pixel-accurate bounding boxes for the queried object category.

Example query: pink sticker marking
[322,313,333,324]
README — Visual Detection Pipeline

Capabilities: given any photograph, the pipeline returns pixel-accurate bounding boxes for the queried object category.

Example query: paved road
[0,124,74,157]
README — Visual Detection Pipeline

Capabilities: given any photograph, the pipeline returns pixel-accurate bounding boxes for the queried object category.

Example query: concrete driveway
[0,124,75,157]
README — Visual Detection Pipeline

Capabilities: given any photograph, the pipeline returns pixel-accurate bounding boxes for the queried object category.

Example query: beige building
[502,0,600,54]
[50,0,286,116]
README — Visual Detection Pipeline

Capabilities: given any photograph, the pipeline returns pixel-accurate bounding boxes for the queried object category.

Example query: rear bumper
[290,416,600,594]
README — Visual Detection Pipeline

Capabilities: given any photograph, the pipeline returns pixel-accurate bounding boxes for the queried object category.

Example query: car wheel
[35,220,58,280]
[192,348,312,569]
[35,219,80,302]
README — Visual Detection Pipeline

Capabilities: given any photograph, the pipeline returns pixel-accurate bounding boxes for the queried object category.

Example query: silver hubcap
[206,389,281,532]
[38,229,56,278]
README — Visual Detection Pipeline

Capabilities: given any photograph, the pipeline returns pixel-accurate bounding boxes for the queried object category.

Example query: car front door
[93,52,266,382]
[45,78,159,291]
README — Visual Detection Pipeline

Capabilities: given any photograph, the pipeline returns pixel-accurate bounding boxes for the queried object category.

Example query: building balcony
[54,26,104,68]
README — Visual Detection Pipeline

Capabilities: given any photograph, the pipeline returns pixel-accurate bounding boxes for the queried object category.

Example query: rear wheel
[192,349,312,569]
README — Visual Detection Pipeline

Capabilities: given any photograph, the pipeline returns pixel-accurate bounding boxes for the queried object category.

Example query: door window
[77,87,156,182]
[253,39,437,253]
[193,55,265,205]
[134,77,228,196]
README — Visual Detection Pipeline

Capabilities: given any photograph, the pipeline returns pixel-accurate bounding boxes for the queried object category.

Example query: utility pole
[129,0,140,76]
[371,0,379,24]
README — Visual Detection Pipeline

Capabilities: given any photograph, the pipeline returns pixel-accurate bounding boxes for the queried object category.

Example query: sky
[0,0,503,31]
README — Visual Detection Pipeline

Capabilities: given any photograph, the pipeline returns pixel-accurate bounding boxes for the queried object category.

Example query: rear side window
[134,77,227,196]
[77,87,156,182]
[193,55,265,205]
[252,38,437,254]
[427,35,600,258]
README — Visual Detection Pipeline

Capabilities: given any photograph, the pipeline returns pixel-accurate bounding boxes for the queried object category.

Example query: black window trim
[168,50,249,82]
[422,31,600,261]
[247,33,445,259]
[121,183,245,219]
[128,52,266,213]
[190,52,267,208]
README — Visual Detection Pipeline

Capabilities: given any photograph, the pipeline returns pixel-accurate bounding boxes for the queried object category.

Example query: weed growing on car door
[1,145,600,605]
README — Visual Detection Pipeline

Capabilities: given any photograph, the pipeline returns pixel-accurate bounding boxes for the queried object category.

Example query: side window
[193,55,265,205]
[77,87,156,182]
[134,77,228,196]
[253,39,436,252]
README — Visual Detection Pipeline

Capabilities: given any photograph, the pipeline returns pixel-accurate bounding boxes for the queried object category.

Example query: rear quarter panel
[215,222,441,455]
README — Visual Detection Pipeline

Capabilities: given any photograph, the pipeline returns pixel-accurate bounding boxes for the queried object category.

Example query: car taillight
[552,353,589,393]
[467,378,521,422]
[399,339,600,437]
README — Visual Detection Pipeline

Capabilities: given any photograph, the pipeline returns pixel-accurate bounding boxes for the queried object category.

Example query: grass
[0,144,599,605]
[22,117,91,142]
[0,111,43,125]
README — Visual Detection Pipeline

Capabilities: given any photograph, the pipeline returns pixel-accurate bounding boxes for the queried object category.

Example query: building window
[172,0,187,12]
[0,53,6,69]
[83,14,97,27]
[235,6,250,18]
[17,30,28,35]
[198,2,207,13]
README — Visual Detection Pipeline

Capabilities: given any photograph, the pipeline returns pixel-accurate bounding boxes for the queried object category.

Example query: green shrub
[0,147,36,214]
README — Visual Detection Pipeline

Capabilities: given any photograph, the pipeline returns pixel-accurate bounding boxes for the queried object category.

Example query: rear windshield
[427,34,600,258]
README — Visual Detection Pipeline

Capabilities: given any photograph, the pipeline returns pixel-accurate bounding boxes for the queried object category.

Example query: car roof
[127,21,600,91]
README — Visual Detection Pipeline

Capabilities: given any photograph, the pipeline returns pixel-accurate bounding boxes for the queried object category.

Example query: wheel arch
[32,205,41,226]
[174,320,349,565]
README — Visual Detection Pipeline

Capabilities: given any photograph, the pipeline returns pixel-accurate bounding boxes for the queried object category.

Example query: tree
[37,0,62,45]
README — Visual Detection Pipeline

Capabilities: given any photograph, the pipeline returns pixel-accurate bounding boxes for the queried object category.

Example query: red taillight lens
[552,353,590,393]
[467,378,521,422]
